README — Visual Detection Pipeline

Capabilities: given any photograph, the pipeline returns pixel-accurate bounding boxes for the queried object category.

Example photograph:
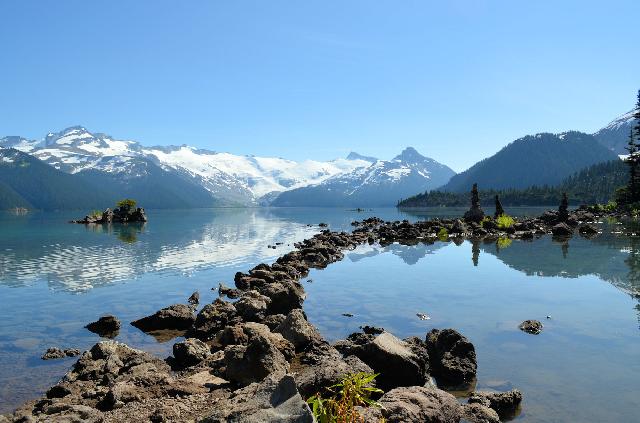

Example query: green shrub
[89,209,103,218]
[437,228,449,241]
[116,199,137,211]
[480,216,492,227]
[307,372,384,423]
[496,214,515,229]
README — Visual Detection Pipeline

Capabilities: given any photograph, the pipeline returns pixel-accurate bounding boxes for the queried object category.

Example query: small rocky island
[71,199,147,224]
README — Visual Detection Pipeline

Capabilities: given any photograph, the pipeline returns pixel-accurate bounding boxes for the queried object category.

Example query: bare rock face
[131,304,195,332]
[257,280,306,315]
[85,315,121,338]
[426,328,477,388]
[334,330,428,391]
[519,320,543,335]
[172,338,212,367]
[275,309,322,350]
[360,386,462,423]
[468,389,523,419]
[202,374,314,423]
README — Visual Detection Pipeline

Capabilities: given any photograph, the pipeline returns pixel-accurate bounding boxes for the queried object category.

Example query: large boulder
[234,290,271,321]
[334,330,428,391]
[275,309,322,350]
[292,342,374,398]
[468,389,523,419]
[426,329,477,388]
[172,338,212,367]
[224,329,290,386]
[360,386,462,423]
[131,304,195,332]
[258,280,306,314]
[189,299,238,340]
[202,374,314,422]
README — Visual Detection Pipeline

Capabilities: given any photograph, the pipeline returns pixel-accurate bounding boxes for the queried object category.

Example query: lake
[0,207,638,422]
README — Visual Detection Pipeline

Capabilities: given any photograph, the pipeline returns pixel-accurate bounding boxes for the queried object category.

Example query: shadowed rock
[131,304,195,332]
[85,315,120,338]
[426,328,477,388]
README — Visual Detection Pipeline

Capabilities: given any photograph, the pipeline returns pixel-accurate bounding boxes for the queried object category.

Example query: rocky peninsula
[3,196,617,422]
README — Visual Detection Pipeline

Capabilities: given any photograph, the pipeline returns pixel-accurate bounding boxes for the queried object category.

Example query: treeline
[398,159,627,207]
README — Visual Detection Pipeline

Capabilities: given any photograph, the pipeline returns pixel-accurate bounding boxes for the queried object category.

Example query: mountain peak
[346,152,377,163]
[393,147,425,162]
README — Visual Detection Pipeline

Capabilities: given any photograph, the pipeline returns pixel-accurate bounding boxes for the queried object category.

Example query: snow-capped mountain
[0,126,371,206]
[271,147,456,207]
[594,110,638,155]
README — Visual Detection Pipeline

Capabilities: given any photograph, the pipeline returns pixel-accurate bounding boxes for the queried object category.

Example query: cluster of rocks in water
[71,205,147,224]
[8,197,616,422]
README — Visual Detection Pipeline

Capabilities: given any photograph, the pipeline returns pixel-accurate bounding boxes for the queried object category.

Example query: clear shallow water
[0,207,639,422]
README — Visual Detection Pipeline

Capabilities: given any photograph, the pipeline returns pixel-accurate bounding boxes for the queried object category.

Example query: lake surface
[0,207,638,422]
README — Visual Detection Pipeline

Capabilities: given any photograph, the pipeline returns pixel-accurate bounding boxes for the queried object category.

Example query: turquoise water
[0,208,638,422]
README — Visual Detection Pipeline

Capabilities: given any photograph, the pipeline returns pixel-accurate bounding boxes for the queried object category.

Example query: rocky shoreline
[2,203,616,422]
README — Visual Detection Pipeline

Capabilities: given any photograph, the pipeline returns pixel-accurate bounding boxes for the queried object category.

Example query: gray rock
[172,338,211,367]
[426,328,477,388]
[578,223,599,237]
[293,342,374,398]
[203,374,313,422]
[224,329,290,386]
[468,389,523,418]
[335,331,428,391]
[219,282,242,299]
[234,290,271,321]
[189,299,238,340]
[131,304,195,332]
[275,309,322,350]
[519,319,543,335]
[366,386,462,423]
[258,280,306,314]
[461,403,500,423]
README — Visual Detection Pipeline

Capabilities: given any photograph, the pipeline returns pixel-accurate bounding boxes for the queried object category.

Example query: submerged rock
[131,304,195,332]
[41,347,81,360]
[519,320,543,335]
[85,315,120,338]
[426,328,477,388]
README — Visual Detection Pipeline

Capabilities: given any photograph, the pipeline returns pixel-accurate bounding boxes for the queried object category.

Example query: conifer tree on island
[617,89,640,207]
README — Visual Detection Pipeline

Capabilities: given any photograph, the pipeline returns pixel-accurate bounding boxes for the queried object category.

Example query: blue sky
[1,1,638,171]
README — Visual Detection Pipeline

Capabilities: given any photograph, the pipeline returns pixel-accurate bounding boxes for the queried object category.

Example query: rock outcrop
[85,315,121,338]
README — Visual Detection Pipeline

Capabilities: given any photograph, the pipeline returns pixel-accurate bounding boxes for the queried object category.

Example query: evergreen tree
[635,89,640,139]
